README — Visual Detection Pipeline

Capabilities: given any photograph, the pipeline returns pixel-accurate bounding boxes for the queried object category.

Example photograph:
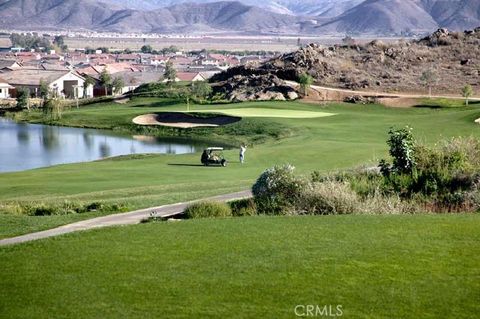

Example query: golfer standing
[240,144,247,164]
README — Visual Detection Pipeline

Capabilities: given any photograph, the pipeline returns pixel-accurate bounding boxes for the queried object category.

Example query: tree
[39,79,49,108]
[191,81,212,100]
[160,45,180,55]
[83,77,96,98]
[53,35,67,52]
[163,61,177,84]
[16,88,30,110]
[420,69,438,97]
[380,126,416,176]
[141,45,153,54]
[112,77,125,95]
[462,84,473,106]
[9,33,53,52]
[43,97,64,120]
[298,73,314,96]
[123,48,132,54]
[99,69,112,96]
[39,79,49,100]
[97,47,109,54]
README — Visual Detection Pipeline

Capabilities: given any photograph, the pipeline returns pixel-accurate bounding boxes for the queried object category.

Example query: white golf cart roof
[206,147,224,151]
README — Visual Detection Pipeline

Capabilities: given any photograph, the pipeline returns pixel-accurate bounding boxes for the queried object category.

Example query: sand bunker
[133,112,241,128]
[475,118,480,124]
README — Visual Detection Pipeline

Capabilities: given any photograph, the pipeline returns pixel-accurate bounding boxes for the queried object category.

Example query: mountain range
[0,0,478,35]
[101,0,364,17]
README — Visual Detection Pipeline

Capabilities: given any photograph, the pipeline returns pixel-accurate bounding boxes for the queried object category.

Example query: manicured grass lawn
[1,98,480,237]
[192,107,336,118]
[417,98,480,108]
[1,215,479,318]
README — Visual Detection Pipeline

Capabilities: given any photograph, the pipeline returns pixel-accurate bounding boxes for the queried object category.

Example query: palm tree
[83,77,96,98]
[462,84,473,106]
[99,69,112,96]
[298,73,314,97]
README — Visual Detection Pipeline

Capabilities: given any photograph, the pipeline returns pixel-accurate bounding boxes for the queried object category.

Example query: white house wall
[49,72,87,98]
[0,87,9,98]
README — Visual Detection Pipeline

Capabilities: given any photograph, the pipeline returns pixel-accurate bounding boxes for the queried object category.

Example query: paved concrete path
[0,190,252,247]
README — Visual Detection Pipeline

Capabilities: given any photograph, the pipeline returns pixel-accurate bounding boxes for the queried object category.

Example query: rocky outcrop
[418,27,480,46]
[212,27,480,96]
[212,74,298,102]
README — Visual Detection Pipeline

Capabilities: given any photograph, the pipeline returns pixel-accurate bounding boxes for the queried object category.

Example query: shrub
[230,198,257,217]
[85,202,103,211]
[0,201,126,216]
[381,126,416,175]
[361,191,420,214]
[252,164,305,215]
[184,201,232,219]
[297,181,361,215]
[30,204,57,216]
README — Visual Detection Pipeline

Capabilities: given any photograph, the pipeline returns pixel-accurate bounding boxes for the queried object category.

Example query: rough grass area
[1,215,479,318]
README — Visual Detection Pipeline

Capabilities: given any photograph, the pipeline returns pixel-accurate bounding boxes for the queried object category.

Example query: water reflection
[41,126,60,150]
[0,118,212,173]
[99,142,111,158]
[16,129,29,145]
[83,132,94,150]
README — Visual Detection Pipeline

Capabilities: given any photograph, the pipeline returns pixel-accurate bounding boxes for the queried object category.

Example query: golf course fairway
[1,98,480,238]
[1,97,480,318]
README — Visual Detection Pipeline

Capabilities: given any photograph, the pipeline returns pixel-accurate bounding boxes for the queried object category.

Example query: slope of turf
[192,107,336,118]
[1,99,480,238]
[1,215,479,318]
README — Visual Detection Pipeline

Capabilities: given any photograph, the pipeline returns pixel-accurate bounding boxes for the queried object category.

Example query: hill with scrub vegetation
[212,27,480,98]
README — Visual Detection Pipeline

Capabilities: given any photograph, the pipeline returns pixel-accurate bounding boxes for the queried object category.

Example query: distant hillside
[0,0,478,35]
[314,0,438,34]
[0,0,300,33]
[104,0,364,16]
[419,0,480,30]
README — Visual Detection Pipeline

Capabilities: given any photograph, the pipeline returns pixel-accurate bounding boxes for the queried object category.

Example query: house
[0,77,13,98]
[170,56,195,69]
[162,72,206,83]
[149,55,170,66]
[0,69,92,99]
[240,55,268,64]
[116,54,141,64]
[0,60,22,71]
[92,63,140,75]
[112,71,163,95]
[199,70,222,80]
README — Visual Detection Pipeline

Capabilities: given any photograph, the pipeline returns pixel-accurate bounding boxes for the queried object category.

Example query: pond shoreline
[0,117,215,173]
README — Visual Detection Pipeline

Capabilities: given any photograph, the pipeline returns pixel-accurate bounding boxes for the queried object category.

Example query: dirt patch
[376,97,422,108]
[133,112,241,128]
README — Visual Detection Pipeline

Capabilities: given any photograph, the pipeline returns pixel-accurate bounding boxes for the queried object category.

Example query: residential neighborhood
[0,46,274,102]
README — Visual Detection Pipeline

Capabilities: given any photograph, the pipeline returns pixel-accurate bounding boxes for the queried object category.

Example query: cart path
[0,190,252,247]
[285,81,480,100]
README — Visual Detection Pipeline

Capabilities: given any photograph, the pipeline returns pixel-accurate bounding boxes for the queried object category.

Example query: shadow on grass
[130,100,183,108]
[168,164,206,167]
[414,100,480,109]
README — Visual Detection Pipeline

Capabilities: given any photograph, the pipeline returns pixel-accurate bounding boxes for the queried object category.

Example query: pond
[0,118,209,173]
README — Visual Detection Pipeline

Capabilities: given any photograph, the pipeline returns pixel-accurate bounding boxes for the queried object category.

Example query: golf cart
[201,147,227,167]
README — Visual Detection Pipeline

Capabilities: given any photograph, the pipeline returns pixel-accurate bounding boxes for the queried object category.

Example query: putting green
[192,108,336,118]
